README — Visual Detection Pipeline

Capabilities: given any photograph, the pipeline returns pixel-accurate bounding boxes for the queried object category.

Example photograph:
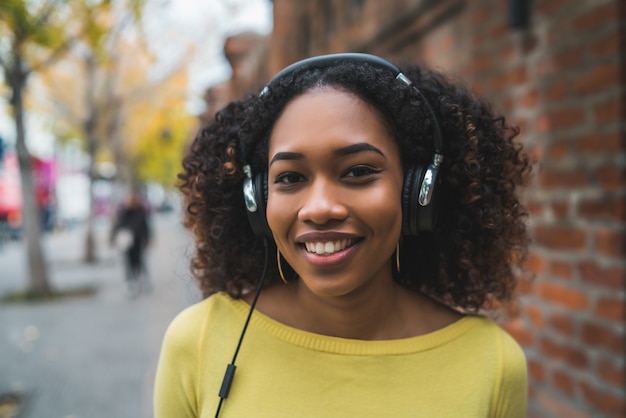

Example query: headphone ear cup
[402,165,438,235]
[416,190,437,233]
[402,166,422,236]
[254,172,273,239]
[245,172,273,239]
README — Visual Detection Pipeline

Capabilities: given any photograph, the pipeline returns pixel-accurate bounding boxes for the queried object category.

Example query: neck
[288,278,411,340]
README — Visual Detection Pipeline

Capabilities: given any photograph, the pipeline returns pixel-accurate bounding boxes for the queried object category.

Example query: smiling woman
[155,54,532,418]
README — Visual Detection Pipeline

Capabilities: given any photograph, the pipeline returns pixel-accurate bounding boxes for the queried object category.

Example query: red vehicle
[0,152,22,237]
[0,151,56,238]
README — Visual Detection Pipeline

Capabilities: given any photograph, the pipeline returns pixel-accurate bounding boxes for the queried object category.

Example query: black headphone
[242,53,444,239]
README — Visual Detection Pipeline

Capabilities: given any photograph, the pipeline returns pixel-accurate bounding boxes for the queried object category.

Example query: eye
[275,172,305,184]
[344,165,380,178]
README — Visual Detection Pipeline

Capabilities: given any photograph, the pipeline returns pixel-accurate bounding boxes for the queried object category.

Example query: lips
[304,239,356,255]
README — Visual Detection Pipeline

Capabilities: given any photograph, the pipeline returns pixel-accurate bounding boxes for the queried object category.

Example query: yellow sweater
[154,292,527,417]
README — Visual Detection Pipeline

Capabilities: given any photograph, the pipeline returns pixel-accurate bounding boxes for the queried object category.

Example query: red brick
[525,143,542,165]
[548,140,570,160]
[574,3,619,33]
[468,6,490,26]
[520,34,539,55]
[468,52,493,75]
[579,196,625,222]
[539,168,588,188]
[594,296,626,323]
[574,63,621,95]
[550,311,576,337]
[553,47,583,71]
[489,72,509,91]
[538,282,590,310]
[502,317,535,347]
[545,17,574,50]
[521,87,540,109]
[575,131,622,154]
[552,368,576,396]
[547,79,570,101]
[535,391,592,418]
[525,252,545,275]
[526,200,544,217]
[516,276,535,294]
[489,21,508,39]
[579,261,624,291]
[506,65,527,85]
[595,166,626,191]
[541,337,589,368]
[593,229,625,258]
[536,0,568,16]
[581,321,624,354]
[589,27,621,58]
[549,259,574,280]
[535,225,587,251]
[536,115,550,133]
[527,305,545,328]
[593,95,621,125]
[580,380,626,417]
[545,106,586,131]
[596,355,626,387]
[527,357,546,382]
[551,201,569,219]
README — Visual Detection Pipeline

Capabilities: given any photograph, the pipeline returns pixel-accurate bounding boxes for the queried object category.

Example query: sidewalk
[0,212,202,418]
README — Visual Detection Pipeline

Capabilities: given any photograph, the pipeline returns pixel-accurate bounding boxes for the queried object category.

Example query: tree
[67,0,149,263]
[34,1,192,262]
[123,69,194,187]
[0,0,75,296]
[0,0,149,294]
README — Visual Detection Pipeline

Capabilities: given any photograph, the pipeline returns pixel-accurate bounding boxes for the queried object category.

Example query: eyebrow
[269,142,385,165]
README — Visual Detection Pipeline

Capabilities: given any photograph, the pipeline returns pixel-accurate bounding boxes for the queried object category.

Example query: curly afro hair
[178,58,532,312]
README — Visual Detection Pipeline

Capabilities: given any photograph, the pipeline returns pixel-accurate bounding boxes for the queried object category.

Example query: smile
[304,239,356,255]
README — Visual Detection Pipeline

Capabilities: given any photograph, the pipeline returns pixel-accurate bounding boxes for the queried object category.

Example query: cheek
[381,200,403,234]
[352,183,403,233]
[265,193,293,236]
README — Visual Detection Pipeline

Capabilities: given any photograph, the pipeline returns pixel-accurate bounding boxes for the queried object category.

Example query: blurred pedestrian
[111,189,152,297]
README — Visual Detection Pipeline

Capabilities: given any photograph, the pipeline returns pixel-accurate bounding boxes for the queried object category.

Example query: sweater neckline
[220,293,484,356]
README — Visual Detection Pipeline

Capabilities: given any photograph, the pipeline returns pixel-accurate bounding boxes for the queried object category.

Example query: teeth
[304,239,353,255]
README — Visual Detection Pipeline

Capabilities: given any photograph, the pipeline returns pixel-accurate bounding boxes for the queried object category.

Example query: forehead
[268,87,397,156]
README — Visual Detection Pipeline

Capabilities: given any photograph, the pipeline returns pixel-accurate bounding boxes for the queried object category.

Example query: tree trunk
[83,55,97,263]
[12,73,51,296]
[83,167,96,263]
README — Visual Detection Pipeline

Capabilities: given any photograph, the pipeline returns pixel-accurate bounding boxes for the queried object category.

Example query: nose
[298,178,348,225]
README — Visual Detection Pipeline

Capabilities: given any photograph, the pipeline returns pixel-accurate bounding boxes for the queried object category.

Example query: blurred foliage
[0,0,68,60]
[29,0,196,187]
[126,72,194,187]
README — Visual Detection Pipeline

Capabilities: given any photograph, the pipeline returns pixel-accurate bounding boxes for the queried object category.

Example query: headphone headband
[261,53,443,155]
[264,53,402,88]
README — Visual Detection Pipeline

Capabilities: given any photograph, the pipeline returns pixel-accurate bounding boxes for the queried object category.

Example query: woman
[155,54,531,417]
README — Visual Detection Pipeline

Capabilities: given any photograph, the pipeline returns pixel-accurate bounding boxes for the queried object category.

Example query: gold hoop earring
[396,241,401,273]
[277,248,289,284]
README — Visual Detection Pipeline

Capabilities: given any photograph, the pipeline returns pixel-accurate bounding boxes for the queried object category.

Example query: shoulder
[475,318,528,416]
[162,295,226,351]
[161,293,247,354]
[465,316,526,359]
[451,315,527,380]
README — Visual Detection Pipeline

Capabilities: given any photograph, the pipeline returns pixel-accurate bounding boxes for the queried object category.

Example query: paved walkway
[0,212,201,418]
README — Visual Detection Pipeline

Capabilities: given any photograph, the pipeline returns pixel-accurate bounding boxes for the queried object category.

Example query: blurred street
[0,211,201,418]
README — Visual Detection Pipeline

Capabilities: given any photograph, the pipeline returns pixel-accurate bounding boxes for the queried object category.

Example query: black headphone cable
[215,237,269,418]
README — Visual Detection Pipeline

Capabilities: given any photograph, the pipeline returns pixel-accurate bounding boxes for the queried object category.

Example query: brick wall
[210,0,626,415]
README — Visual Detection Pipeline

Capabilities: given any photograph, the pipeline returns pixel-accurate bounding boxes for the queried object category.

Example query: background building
[203,1,625,416]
